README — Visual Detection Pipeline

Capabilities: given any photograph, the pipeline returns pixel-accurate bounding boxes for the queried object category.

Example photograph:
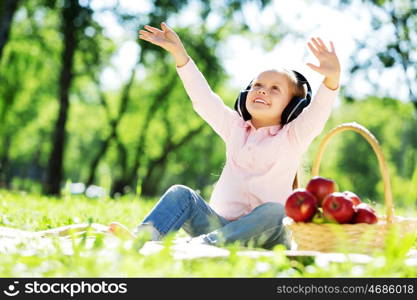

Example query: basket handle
[312,122,394,224]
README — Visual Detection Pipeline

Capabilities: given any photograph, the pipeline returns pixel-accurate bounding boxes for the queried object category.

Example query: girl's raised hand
[139,22,185,55]
[306,37,340,80]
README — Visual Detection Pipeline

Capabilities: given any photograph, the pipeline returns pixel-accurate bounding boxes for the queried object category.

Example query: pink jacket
[176,58,339,221]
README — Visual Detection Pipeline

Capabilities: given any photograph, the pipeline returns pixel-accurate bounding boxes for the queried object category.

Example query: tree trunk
[85,65,138,187]
[412,100,417,112]
[126,75,177,190]
[0,135,11,188]
[141,163,167,197]
[86,137,112,187]
[110,140,129,197]
[108,74,177,197]
[141,124,205,197]
[44,0,79,195]
[0,0,20,61]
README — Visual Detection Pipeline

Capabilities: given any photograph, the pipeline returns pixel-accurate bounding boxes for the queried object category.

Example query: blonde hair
[276,68,307,102]
[255,68,307,102]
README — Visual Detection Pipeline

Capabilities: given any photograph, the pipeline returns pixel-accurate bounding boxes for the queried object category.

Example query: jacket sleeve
[287,82,339,151]
[176,57,237,143]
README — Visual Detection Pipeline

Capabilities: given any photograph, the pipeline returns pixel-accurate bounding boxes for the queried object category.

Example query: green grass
[0,189,416,277]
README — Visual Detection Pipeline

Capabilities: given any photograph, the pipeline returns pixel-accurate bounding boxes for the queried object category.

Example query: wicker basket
[283,122,417,254]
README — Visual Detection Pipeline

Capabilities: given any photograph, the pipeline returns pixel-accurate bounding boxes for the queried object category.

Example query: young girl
[3,22,340,249]
[121,22,340,249]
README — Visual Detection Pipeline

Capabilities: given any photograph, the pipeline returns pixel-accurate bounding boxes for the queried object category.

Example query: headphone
[233,70,312,125]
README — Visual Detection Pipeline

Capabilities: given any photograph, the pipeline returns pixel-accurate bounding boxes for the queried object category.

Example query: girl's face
[246,70,292,125]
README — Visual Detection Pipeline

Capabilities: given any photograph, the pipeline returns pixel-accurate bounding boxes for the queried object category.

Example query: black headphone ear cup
[281,97,310,125]
[281,99,298,125]
[281,71,312,125]
[238,91,252,121]
[234,83,252,121]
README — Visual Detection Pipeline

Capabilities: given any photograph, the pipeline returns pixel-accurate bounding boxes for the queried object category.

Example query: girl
[122,22,340,249]
[3,22,340,249]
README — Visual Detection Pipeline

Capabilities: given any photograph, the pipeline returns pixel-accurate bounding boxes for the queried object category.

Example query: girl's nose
[257,89,267,95]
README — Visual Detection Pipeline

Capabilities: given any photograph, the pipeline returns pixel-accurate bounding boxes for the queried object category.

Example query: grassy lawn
[0,189,416,277]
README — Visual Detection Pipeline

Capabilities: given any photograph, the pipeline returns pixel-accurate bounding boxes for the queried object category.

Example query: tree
[82,0,285,197]
[44,0,99,195]
[2,0,290,197]
[0,1,61,188]
[0,0,20,61]
[328,0,417,110]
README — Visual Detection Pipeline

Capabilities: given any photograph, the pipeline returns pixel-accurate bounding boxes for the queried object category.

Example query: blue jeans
[139,184,290,249]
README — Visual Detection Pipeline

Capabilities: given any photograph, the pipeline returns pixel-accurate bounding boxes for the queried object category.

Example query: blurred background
[0,0,416,209]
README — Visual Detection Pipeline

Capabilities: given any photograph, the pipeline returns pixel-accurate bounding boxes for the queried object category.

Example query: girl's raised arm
[139,23,236,142]
[287,37,341,151]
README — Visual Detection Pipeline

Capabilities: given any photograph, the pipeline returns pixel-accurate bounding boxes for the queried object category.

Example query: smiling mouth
[253,98,270,106]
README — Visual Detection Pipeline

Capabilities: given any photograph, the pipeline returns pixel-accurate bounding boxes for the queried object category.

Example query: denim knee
[165,184,204,214]
[142,185,195,236]
[164,184,193,203]
[250,202,288,249]
[253,202,286,227]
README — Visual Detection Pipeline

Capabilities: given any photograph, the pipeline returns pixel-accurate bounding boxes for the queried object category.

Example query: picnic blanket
[1,226,416,266]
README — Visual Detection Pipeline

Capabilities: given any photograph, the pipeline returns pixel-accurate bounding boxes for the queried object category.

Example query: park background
[0,0,416,277]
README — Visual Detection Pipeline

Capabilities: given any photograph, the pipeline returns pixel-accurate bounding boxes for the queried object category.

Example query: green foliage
[0,0,288,196]
[303,96,417,211]
[1,0,416,216]
[328,0,417,106]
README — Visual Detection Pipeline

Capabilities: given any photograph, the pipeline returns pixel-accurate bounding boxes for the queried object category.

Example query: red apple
[306,176,338,206]
[322,192,355,224]
[285,188,318,222]
[352,203,378,224]
[342,191,361,206]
